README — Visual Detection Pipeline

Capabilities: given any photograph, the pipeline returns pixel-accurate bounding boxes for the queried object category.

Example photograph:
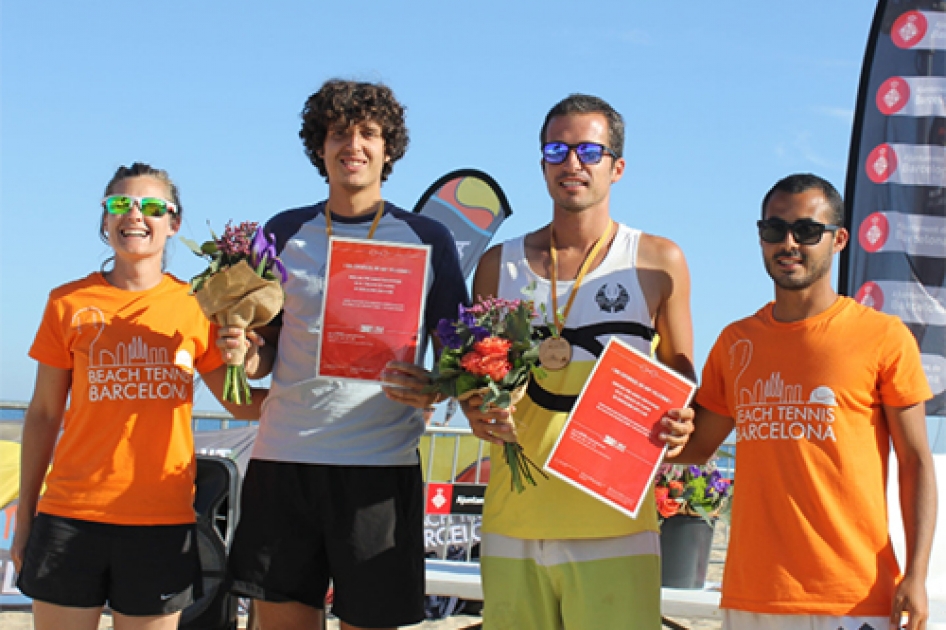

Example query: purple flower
[249,229,288,283]
[470,325,490,341]
[249,228,273,267]
[458,305,477,327]
[711,476,731,495]
[689,465,702,477]
[437,319,463,349]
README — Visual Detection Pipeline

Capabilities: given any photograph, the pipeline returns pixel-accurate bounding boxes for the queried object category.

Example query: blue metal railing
[0,400,248,433]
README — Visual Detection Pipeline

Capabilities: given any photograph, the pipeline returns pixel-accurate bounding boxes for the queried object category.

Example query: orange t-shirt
[696,297,932,616]
[29,273,223,525]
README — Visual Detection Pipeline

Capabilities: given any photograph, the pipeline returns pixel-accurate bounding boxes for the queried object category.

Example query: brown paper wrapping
[194,259,284,365]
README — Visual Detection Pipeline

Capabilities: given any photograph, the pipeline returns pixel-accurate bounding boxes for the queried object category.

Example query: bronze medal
[538,336,571,371]
[544,220,614,372]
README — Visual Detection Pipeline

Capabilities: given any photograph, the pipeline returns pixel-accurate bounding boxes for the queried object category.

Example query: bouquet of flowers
[654,461,733,526]
[429,298,547,493]
[182,221,287,404]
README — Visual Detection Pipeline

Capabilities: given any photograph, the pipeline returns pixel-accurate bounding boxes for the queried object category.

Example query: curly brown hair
[300,79,409,182]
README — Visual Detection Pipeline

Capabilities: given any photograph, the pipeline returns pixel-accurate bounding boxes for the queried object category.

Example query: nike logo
[160,594,175,601]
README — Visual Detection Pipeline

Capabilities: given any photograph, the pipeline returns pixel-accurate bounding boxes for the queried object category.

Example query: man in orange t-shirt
[674,173,936,630]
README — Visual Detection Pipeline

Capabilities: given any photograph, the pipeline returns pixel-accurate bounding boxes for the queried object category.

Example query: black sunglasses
[757,217,842,245]
[542,142,618,165]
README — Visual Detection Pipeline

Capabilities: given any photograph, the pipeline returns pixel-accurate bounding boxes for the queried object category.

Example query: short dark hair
[540,94,625,158]
[299,79,409,182]
[761,173,844,225]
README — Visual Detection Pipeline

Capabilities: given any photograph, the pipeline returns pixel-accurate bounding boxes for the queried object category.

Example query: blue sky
[7,1,937,441]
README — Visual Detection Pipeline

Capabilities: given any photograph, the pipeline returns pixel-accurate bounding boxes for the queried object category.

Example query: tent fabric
[193,425,259,476]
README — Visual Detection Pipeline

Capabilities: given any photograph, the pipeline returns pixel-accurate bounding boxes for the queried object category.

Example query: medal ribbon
[325,199,385,240]
[549,220,614,334]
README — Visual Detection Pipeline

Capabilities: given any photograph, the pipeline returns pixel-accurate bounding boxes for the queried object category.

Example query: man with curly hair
[226,79,468,630]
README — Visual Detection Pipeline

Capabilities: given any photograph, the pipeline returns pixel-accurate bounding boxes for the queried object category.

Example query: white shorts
[723,609,891,630]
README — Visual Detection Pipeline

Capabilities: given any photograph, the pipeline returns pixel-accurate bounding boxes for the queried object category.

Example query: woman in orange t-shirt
[11,163,254,630]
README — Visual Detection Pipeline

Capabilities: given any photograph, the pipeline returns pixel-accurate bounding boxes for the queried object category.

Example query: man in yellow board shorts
[673,174,937,630]
[462,94,697,629]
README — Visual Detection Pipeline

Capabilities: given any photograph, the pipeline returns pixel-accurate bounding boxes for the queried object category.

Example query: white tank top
[499,222,654,406]
[482,223,660,538]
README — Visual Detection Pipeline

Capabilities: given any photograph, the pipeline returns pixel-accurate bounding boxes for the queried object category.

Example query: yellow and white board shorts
[480,531,661,630]
[723,610,892,630]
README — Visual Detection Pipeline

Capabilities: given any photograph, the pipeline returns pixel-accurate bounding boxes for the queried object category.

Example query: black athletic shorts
[228,459,425,628]
[17,513,201,615]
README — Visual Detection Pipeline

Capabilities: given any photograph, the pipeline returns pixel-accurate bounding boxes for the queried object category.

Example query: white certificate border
[315,236,432,383]
[542,336,696,519]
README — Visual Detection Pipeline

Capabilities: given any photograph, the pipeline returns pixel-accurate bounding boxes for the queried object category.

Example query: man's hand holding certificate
[544,338,696,518]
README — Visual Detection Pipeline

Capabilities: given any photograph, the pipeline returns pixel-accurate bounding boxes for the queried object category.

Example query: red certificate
[317,237,430,382]
[544,338,695,518]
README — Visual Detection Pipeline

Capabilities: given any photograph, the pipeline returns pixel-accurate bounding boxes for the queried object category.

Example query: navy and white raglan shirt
[252,201,468,466]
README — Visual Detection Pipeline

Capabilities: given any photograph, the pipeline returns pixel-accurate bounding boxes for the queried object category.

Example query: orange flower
[655,486,681,518]
[474,337,512,358]
[480,354,512,381]
[460,351,486,375]
[460,350,512,381]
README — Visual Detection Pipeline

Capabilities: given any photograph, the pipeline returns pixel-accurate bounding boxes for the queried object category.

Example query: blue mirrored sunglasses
[542,141,618,165]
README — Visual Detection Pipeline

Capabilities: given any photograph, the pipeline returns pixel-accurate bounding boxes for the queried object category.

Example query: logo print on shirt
[73,306,194,404]
[729,339,837,443]
[595,283,630,313]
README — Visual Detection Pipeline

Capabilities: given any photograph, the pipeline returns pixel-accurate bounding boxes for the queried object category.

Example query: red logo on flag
[426,483,453,515]
[855,282,884,312]
[892,11,927,49]
[859,212,890,253]
[877,77,909,115]
[866,144,897,183]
